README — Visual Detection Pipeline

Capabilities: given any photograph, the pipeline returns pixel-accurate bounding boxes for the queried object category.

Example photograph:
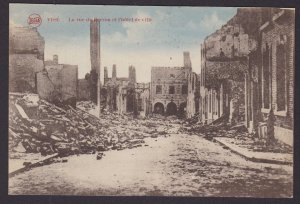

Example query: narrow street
[9,130,292,197]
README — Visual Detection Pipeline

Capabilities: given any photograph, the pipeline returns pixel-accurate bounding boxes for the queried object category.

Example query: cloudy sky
[10,4,237,82]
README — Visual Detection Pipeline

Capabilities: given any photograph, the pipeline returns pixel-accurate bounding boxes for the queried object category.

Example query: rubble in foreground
[9,93,180,161]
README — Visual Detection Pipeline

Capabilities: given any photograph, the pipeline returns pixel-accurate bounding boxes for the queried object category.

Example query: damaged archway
[154,102,164,115]
[166,102,177,116]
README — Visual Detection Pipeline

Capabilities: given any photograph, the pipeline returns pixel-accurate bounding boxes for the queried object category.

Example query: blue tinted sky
[10,4,237,82]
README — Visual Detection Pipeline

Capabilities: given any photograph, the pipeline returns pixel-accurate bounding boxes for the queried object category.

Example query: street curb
[213,138,293,165]
[9,153,59,178]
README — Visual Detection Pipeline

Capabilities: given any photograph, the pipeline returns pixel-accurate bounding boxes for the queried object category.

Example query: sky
[9,4,237,82]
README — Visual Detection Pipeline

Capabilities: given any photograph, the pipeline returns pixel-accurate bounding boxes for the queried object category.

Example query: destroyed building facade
[193,8,294,146]
[258,9,294,146]
[9,26,45,92]
[150,52,191,116]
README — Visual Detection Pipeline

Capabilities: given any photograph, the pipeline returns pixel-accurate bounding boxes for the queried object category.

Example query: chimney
[90,20,100,74]
[129,66,136,83]
[90,20,101,116]
[132,67,136,83]
[183,51,192,68]
[104,66,108,84]
[129,66,132,80]
[112,64,117,80]
[53,54,58,64]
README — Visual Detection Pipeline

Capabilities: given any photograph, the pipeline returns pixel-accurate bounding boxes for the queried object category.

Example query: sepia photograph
[8,3,294,197]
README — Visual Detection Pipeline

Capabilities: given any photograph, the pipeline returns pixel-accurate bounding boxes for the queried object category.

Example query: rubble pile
[224,135,293,154]
[180,118,229,138]
[181,115,292,154]
[9,95,180,160]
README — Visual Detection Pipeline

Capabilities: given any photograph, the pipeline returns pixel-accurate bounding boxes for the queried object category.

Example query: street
[9,131,292,197]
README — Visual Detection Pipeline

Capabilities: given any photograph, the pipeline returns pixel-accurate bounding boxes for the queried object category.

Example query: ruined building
[135,83,151,117]
[9,26,44,92]
[9,26,79,107]
[151,52,191,116]
[186,72,200,118]
[103,65,138,114]
[198,8,294,146]
[37,55,78,107]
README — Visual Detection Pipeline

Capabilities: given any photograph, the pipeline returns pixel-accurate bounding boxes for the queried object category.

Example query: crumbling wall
[61,65,78,105]
[37,64,78,107]
[9,27,45,93]
[78,79,90,100]
[36,71,56,101]
[45,64,64,86]
[9,27,45,60]
[9,54,44,92]
[135,83,150,117]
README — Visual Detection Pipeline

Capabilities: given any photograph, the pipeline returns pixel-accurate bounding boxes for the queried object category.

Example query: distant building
[150,52,191,116]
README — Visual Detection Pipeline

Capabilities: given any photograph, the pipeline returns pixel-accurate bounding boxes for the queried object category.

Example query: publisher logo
[27,13,42,27]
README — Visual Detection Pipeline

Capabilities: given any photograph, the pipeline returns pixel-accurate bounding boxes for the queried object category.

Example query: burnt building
[9,26,44,92]
[151,52,191,116]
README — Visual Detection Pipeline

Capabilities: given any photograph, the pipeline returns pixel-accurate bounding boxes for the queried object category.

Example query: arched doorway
[154,102,164,115]
[178,102,187,118]
[166,102,177,116]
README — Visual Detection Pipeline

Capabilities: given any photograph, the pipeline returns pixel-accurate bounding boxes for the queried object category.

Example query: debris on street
[181,115,293,155]
[9,94,181,165]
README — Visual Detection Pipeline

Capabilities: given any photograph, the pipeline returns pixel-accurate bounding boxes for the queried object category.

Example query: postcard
[8,4,294,197]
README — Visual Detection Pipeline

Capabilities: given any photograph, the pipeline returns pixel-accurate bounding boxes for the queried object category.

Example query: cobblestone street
[9,130,293,197]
